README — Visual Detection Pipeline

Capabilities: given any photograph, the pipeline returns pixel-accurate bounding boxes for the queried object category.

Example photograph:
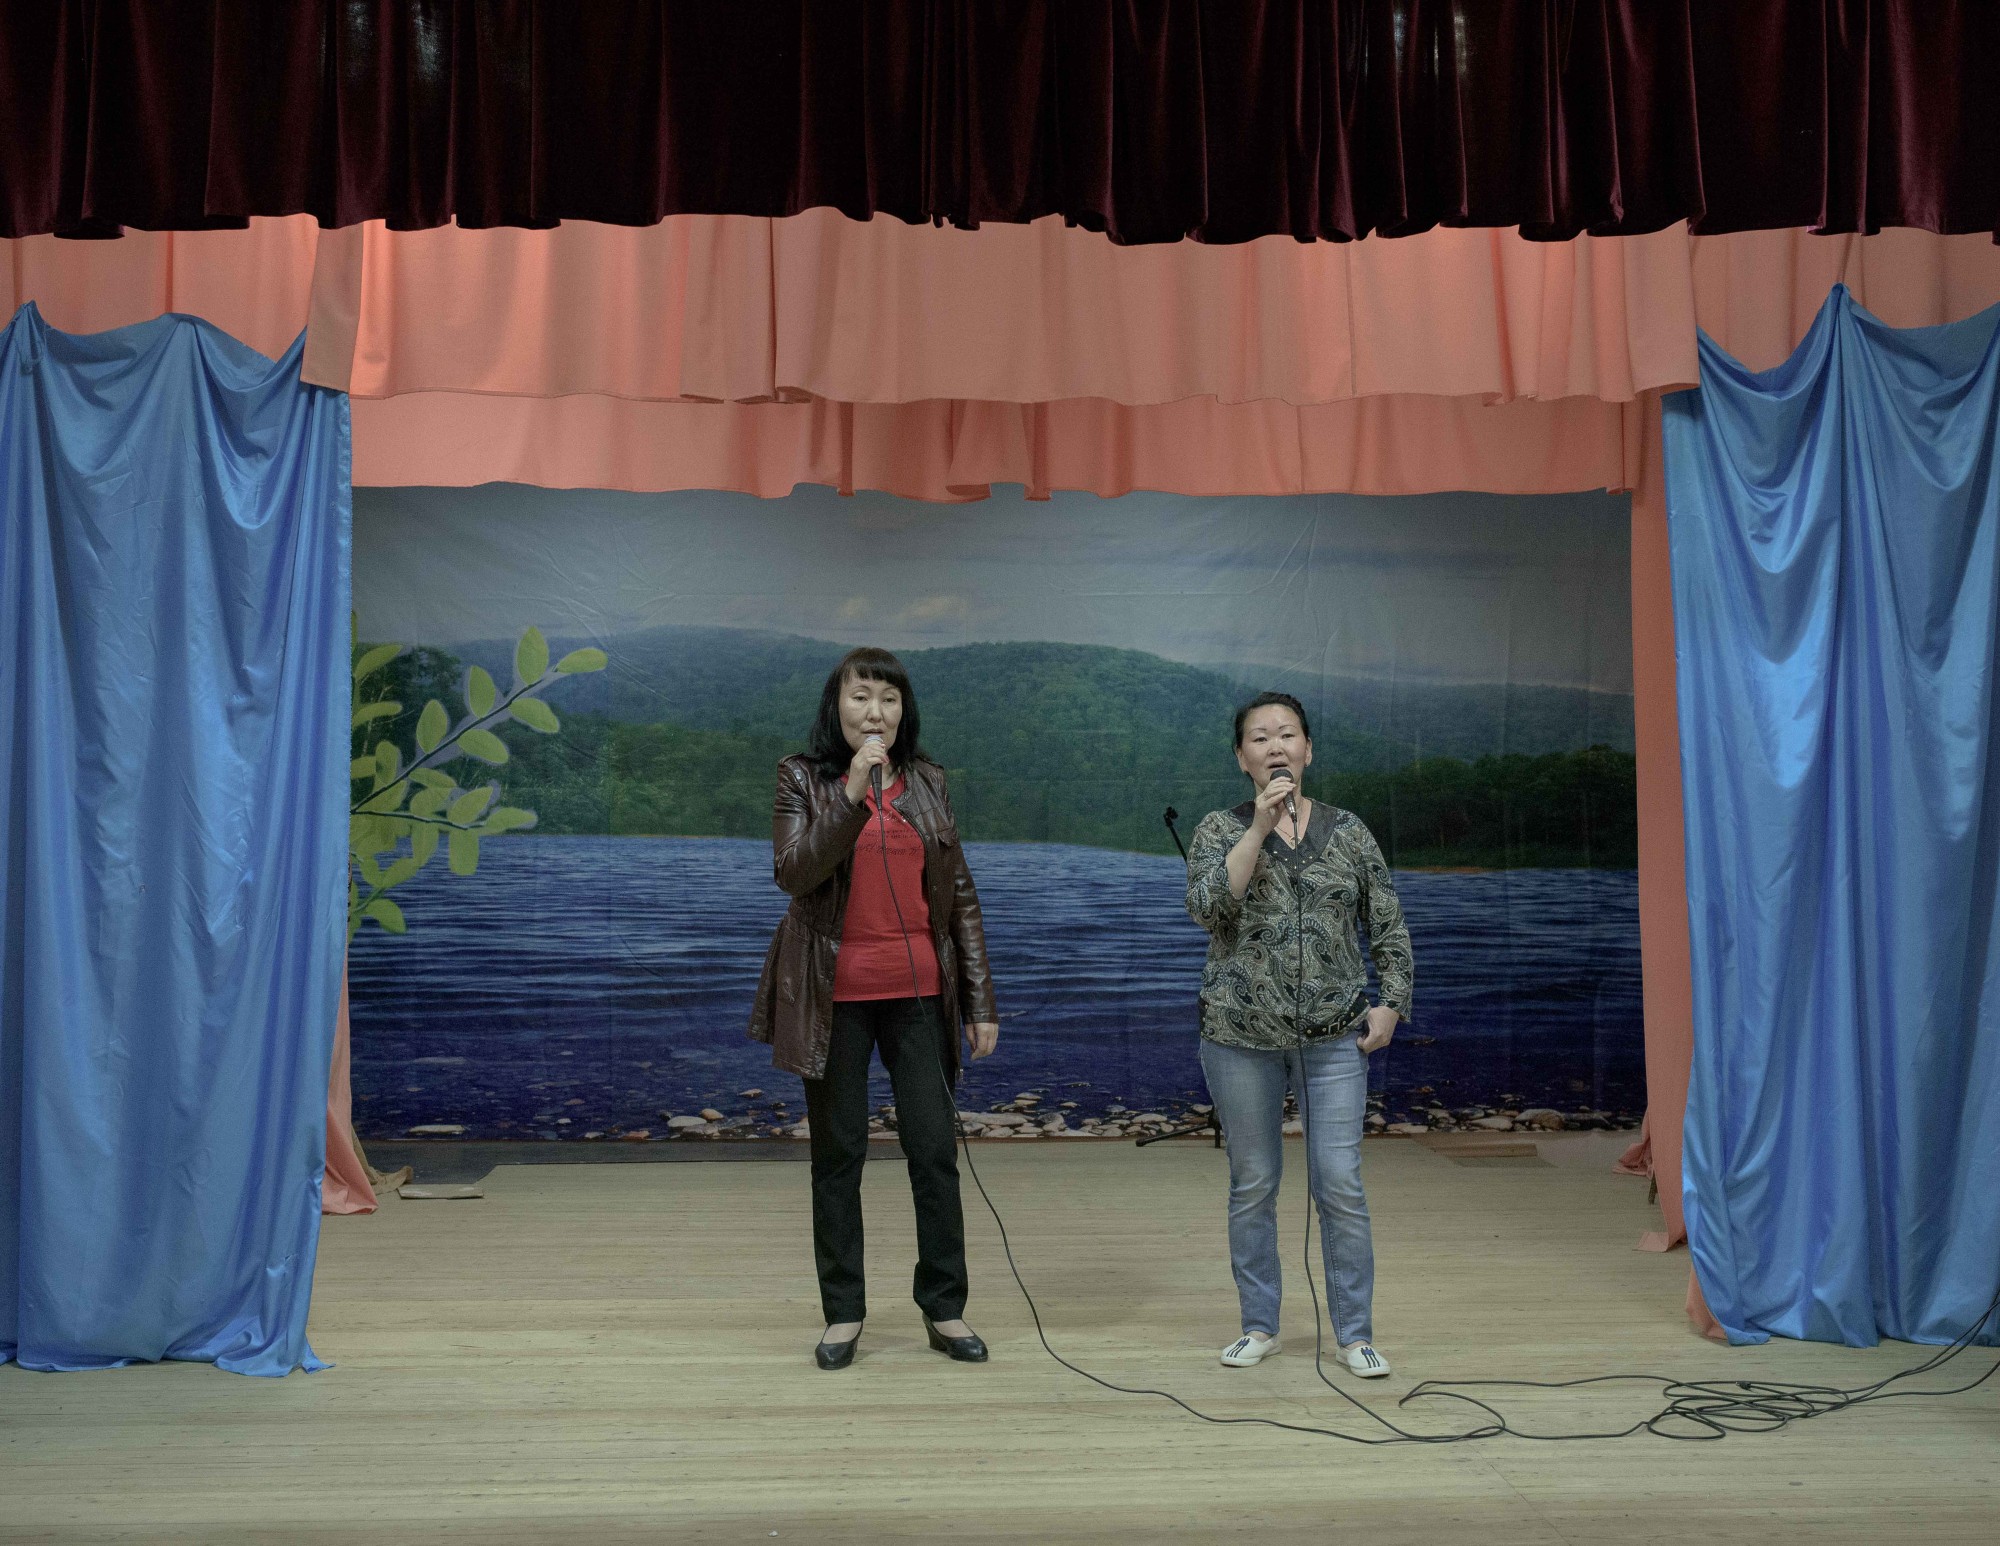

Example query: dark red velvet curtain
[3,2,1993,243]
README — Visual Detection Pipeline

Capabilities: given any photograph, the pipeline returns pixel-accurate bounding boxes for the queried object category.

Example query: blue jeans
[1199,1035,1374,1346]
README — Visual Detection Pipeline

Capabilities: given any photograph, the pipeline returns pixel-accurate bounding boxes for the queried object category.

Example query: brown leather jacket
[749,754,997,1081]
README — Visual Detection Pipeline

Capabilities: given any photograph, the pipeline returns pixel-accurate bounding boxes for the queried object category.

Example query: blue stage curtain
[0,305,350,1376]
[1666,286,2000,1347]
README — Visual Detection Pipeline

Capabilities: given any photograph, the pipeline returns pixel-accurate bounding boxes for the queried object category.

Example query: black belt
[1301,988,1370,1040]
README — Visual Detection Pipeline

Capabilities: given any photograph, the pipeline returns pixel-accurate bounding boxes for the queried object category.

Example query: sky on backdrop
[354,483,1633,693]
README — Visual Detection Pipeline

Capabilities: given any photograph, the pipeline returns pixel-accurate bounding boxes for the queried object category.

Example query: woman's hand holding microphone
[1227,768,1296,898]
[1250,771,1294,836]
[844,734,891,804]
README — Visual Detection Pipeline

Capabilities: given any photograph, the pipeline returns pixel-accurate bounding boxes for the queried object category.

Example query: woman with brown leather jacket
[749,646,1000,1370]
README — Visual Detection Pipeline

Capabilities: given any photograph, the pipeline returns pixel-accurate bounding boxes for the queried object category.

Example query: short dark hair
[1233,691,1311,747]
[808,647,925,777]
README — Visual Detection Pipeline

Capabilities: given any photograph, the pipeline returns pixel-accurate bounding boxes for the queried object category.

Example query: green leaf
[363,895,407,934]
[350,757,376,780]
[465,665,497,718]
[510,696,560,734]
[380,813,423,846]
[481,805,537,834]
[457,728,510,765]
[373,741,402,789]
[448,830,480,876]
[353,643,404,683]
[555,647,608,674]
[352,700,401,728]
[410,786,452,820]
[409,768,456,791]
[410,824,441,865]
[358,852,385,888]
[515,626,549,684]
[449,786,493,826]
[376,852,425,890]
[415,699,450,755]
[358,781,410,814]
[350,815,395,856]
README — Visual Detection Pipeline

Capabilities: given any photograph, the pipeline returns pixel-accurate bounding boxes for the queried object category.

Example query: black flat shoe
[814,1331,860,1370]
[924,1317,988,1363]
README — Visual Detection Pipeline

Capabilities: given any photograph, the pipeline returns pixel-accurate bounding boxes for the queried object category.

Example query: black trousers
[802,996,968,1324]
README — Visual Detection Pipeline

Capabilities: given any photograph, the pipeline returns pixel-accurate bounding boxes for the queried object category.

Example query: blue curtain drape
[1666,286,2000,1348]
[0,305,350,1376]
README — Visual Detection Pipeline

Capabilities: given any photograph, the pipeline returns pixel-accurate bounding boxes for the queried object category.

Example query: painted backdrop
[348,486,1640,1142]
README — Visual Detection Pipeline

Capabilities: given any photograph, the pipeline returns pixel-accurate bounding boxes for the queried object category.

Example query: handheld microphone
[1268,763,1298,824]
[865,732,885,799]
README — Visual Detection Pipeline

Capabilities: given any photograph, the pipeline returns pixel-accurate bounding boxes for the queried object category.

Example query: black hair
[807,646,926,777]
[1233,691,1312,747]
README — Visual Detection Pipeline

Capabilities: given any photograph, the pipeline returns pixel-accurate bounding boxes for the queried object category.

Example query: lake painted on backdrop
[347,836,1644,1140]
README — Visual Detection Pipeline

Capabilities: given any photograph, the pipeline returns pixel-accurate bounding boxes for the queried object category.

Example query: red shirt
[834,775,942,1002]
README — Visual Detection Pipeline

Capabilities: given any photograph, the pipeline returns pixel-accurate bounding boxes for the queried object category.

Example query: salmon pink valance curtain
[16,216,2000,500]
[14,217,2000,500]
[302,215,1700,407]
[312,219,2000,498]
[3,221,319,364]
[293,213,1698,495]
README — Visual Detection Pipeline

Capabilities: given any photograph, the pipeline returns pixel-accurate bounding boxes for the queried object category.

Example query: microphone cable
[863,763,2000,1443]
[868,759,1471,1441]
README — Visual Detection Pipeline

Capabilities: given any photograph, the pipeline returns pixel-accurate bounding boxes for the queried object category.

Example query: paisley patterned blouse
[1184,800,1414,1051]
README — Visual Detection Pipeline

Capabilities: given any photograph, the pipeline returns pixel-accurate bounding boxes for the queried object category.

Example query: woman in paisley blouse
[1185,691,1414,1378]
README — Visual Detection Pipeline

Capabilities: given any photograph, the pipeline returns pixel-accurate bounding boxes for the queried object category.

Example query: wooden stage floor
[3,1134,1996,1544]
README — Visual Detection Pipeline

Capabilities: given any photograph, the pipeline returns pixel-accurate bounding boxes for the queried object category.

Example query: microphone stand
[1137,806,1223,1150]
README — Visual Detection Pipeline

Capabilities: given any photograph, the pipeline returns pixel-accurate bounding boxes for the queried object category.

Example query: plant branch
[349,675,551,815]
[354,812,491,833]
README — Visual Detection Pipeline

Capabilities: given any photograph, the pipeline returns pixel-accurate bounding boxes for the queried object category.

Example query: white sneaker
[1220,1333,1281,1367]
[1338,1341,1392,1378]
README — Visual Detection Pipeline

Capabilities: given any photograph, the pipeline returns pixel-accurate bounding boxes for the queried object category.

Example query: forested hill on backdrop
[360,626,1636,867]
